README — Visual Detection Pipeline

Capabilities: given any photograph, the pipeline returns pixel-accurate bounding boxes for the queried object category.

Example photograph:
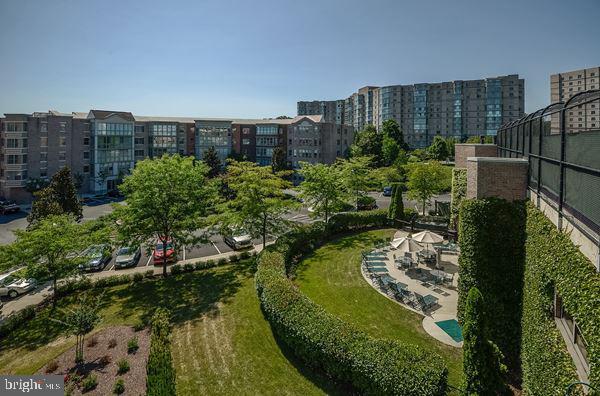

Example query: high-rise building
[551,66,600,133]
[297,74,524,148]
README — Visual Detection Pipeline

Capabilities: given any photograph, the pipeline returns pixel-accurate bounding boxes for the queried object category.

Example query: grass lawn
[294,229,464,390]
[0,260,338,395]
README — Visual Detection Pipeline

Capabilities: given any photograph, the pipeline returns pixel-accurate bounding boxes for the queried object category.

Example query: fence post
[558,107,566,230]
[537,115,543,207]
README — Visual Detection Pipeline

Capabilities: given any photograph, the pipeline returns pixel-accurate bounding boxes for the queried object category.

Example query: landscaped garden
[294,229,463,390]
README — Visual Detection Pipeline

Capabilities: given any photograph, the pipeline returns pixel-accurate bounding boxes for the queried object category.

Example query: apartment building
[550,66,600,133]
[297,100,345,125]
[298,74,524,148]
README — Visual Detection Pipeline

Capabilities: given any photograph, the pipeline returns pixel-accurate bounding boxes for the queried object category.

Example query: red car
[153,240,177,265]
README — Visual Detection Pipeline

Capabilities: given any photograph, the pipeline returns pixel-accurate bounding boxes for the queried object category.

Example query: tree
[387,182,404,221]
[338,156,373,210]
[271,146,287,173]
[220,160,297,248]
[350,125,383,164]
[381,119,409,150]
[427,135,450,161]
[52,293,102,363]
[462,287,508,395]
[381,135,400,166]
[275,115,292,119]
[27,167,83,225]
[298,162,346,223]
[114,155,217,276]
[406,161,446,215]
[466,135,494,144]
[5,214,103,303]
[203,146,222,178]
[445,137,457,158]
[24,178,50,194]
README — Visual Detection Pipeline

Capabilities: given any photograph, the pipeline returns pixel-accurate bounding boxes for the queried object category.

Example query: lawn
[0,260,338,395]
[294,229,463,390]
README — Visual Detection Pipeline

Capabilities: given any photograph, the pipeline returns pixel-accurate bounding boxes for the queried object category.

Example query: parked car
[223,233,253,250]
[0,200,20,215]
[114,246,141,269]
[153,240,176,265]
[0,272,37,298]
[79,244,112,272]
[357,195,378,211]
[383,186,393,197]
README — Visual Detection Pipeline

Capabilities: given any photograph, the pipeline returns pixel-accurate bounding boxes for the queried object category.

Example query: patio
[360,229,463,347]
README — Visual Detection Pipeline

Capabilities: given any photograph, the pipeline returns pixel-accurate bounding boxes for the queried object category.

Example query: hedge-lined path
[294,229,464,390]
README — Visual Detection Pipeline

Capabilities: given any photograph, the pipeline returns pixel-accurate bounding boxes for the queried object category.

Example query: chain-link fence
[496,90,600,242]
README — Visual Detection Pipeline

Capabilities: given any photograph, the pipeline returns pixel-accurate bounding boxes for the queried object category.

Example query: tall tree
[27,166,83,225]
[114,155,217,276]
[427,135,450,161]
[381,119,409,150]
[445,137,457,158]
[387,182,404,221]
[462,287,508,395]
[203,146,222,178]
[337,156,373,210]
[4,214,103,303]
[381,135,400,166]
[350,125,383,165]
[24,178,50,194]
[52,293,102,363]
[220,161,297,248]
[271,146,287,173]
[406,161,446,215]
[297,162,346,223]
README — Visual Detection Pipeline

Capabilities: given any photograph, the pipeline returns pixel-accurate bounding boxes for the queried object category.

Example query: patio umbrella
[412,230,444,251]
[390,237,423,253]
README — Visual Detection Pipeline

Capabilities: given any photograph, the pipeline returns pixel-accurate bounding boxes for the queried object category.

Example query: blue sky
[0,0,599,118]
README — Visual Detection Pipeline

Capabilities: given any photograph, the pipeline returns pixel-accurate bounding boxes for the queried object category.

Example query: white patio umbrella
[390,237,423,253]
[412,230,444,251]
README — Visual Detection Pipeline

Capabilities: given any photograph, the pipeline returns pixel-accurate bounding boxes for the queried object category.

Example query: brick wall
[455,144,498,168]
[466,157,528,202]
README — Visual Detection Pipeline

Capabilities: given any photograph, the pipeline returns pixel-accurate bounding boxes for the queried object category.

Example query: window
[6,138,18,148]
[59,136,66,146]
[40,169,47,178]
[83,151,90,160]
[59,122,66,132]
[83,137,90,145]
[83,165,90,173]
[40,153,48,162]
[135,149,145,157]
[134,137,144,145]
[242,139,250,145]
[58,152,66,161]
[242,127,250,135]
[40,137,48,147]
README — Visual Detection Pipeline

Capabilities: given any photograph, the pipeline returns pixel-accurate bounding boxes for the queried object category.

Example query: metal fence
[496,90,600,242]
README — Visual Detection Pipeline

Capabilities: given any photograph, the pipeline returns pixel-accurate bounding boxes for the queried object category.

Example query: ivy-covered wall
[450,168,466,230]
[522,205,600,393]
[457,198,527,370]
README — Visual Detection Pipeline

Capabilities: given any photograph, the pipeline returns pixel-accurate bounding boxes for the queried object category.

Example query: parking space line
[182,245,186,261]
[107,263,114,271]
[211,241,221,254]
[145,256,152,266]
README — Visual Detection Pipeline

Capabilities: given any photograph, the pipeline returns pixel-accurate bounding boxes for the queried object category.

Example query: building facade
[551,66,600,133]
[297,74,524,148]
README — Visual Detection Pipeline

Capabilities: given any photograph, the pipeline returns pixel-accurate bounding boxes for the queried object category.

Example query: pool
[435,319,463,343]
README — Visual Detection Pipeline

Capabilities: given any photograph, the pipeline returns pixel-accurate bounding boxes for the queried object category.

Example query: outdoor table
[396,257,413,269]
[418,250,436,259]
[422,294,438,307]
[430,269,447,281]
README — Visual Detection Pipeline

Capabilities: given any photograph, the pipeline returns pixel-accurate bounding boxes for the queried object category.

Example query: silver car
[114,246,141,269]
[0,272,37,298]
[224,234,253,250]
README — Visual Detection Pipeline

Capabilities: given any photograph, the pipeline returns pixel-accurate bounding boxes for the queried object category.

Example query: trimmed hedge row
[146,308,176,396]
[521,204,599,393]
[170,251,255,275]
[56,270,154,297]
[449,168,466,230]
[255,211,448,395]
[457,198,526,370]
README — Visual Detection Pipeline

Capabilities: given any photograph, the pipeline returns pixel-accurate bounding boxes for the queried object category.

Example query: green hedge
[521,205,600,393]
[457,198,526,369]
[449,168,466,230]
[255,211,448,395]
[146,308,176,396]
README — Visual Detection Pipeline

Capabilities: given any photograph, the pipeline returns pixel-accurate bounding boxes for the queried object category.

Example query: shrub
[387,182,404,221]
[113,379,125,394]
[229,253,240,263]
[217,257,228,266]
[133,319,146,332]
[239,251,250,260]
[108,338,117,348]
[99,355,111,366]
[117,358,130,375]
[86,335,98,347]
[146,308,176,396]
[45,360,59,373]
[144,270,155,278]
[449,168,466,230]
[183,262,195,272]
[205,259,215,267]
[127,336,139,354]
[0,306,36,338]
[170,264,183,275]
[132,272,144,282]
[81,374,97,392]
[255,212,448,395]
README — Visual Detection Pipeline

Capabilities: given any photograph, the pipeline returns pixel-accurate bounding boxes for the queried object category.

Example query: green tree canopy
[427,135,450,161]
[406,161,447,215]
[114,155,217,276]
[381,135,400,166]
[203,146,222,178]
[466,135,494,144]
[381,119,409,150]
[297,162,347,223]
[462,287,508,395]
[387,183,405,221]
[271,146,287,173]
[337,156,373,210]
[350,125,383,164]
[27,166,82,225]
[220,161,297,248]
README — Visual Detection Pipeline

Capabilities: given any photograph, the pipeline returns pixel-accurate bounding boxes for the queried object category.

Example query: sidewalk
[0,243,267,319]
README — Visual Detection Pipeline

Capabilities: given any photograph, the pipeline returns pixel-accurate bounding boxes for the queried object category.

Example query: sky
[0,0,599,118]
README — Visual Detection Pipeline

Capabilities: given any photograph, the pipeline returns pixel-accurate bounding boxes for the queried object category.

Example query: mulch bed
[38,326,150,395]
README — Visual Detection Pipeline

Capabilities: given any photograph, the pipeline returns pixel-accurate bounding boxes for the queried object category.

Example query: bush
[183,263,195,272]
[117,358,130,375]
[127,336,139,354]
[217,257,228,266]
[113,379,125,394]
[205,259,215,267]
[108,338,117,348]
[229,253,240,263]
[146,308,176,396]
[255,212,448,395]
[81,374,97,392]
[450,168,466,230]
[132,272,144,282]
[144,270,155,278]
[239,251,250,260]
[0,306,35,338]
[99,355,111,366]
[45,360,58,373]
[170,264,183,275]
[387,182,404,221]
[133,319,146,332]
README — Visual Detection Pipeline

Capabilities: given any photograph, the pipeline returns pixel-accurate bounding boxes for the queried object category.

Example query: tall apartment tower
[550,66,600,133]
